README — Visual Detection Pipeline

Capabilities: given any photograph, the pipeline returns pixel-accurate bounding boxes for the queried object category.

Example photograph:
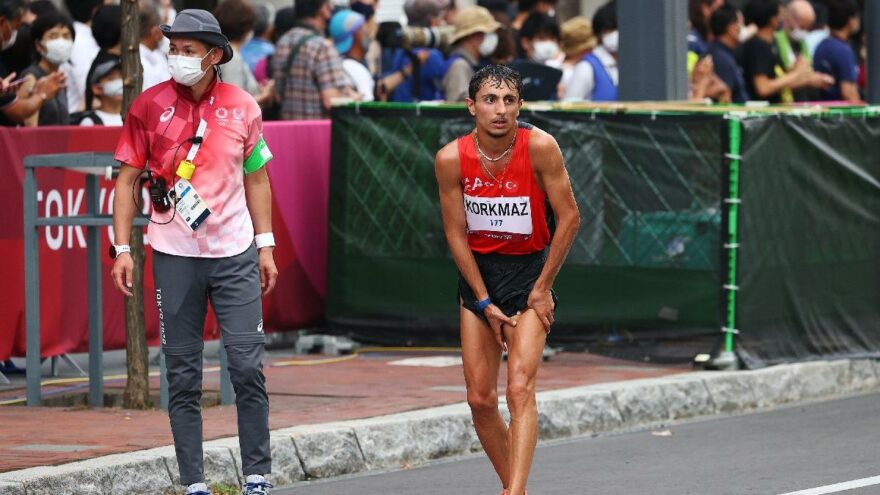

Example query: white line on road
[778,475,880,495]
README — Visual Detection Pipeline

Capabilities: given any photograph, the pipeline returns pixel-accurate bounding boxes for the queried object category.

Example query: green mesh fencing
[327,105,726,340]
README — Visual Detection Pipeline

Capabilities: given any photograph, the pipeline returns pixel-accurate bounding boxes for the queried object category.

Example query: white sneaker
[242,475,273,495]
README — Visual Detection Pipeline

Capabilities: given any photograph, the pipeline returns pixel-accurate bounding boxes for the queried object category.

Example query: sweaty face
[467,78,522,138]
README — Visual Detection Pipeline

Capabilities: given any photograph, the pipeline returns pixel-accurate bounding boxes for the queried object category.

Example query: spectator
[272,0,353,120]
[442,6,500,102]
[489,24,517,65]
[688,0,723,56]
[251,5,293,83]
[84,4,121,111]
[511,0,557,31]
[1,0,58,76]
[64,0,100,112]
[741,0,829,103]
[215,0,275,107]
[517,12,560,65]
[139,4,170,91]
[563,0,617,102]
[329,9,373,101]
[0,0,65,127]
[813,0,861,103]
[241,3,274,72]
[385,0,447,102]
[77,57,122,126]
[708,3,749,103]
[558,16,595,93]
[776,0,814,70]
[21,11,74,125]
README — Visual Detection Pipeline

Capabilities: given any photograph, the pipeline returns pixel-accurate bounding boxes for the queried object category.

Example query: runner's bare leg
[461,306,511,489]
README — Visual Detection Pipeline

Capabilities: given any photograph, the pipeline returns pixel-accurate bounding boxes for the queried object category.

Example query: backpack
[70,110,104,126]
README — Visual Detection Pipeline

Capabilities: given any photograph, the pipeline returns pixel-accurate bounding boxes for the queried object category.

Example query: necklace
[474,131,515,162]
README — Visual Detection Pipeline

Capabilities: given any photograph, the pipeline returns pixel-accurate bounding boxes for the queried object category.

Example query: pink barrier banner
[0,121,331,360]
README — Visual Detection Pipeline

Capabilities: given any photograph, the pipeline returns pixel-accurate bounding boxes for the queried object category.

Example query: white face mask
[168,50,211,87]
[43,38,73,65]
[790,28,808,42]
[478,32,498,57]
[601,30,618,53]
[101,78,124,97]
[1,21,17,51]
[532,40,559,63]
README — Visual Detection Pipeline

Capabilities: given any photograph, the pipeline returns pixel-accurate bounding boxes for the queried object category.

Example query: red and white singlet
[457,122,551,255]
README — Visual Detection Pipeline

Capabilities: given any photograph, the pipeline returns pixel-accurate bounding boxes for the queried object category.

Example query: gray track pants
[154,245,271,485]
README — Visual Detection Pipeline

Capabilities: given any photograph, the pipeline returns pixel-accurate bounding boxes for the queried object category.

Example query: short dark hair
[743,0,779,29]
[215,0,257,42]
[468,64,523,101]
[273,6,295,41]
[91,4,121,49]
[0,0,25,21]
[826,0,857,30]
[592,0,617,35]
[63,0,101,23]
[294,0,328,20]
[29,0,59,19]
[519,12,559,40]
[710,3,739,37]
[30,11,75,43]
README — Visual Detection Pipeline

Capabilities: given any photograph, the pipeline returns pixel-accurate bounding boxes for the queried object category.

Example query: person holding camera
[111,9,277,495]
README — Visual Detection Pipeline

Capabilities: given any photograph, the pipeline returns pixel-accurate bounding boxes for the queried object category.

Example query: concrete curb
[2,359,878,494]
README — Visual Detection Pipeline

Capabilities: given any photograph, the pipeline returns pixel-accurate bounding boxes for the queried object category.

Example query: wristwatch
[109,244,131,259]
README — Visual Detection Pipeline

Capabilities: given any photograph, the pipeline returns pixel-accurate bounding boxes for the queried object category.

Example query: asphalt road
[279,393,880,495]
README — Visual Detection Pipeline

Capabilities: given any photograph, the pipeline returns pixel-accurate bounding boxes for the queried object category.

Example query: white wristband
[254,232,276,249]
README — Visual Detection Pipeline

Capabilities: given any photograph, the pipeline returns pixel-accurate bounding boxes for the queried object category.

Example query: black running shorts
[458,250,557,324]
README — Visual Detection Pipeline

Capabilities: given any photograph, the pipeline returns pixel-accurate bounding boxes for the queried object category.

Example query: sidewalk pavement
[3,348,876,495]
[0,348,685,473]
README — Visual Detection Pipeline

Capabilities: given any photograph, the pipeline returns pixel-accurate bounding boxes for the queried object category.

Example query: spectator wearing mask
[84,4,121,111]
[708,3,749,103]
[517,13,560,66]
[776,0,814,69]
[558,16,595,94]
[1,0,58,76]
[78,57,122,125]
[564,0,617,102]
[741,0,830,103]
[329,9,373,101]
[272,0,353,120]
[442,6,500,102]
[0,0,65,127]
[241,4,274,72]
[21,11,74,125]
[139,5,170,91]
[64,0,100,112]
[385,0,447,102]
[215,0,275,107]
[813,0,861,104]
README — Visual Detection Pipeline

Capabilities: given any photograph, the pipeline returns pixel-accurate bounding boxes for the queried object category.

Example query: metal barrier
[22,152,233,408]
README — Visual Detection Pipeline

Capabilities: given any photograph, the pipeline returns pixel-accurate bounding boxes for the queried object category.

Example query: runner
[434,64,580,495]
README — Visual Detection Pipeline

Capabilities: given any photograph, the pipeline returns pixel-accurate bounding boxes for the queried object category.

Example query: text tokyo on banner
[0,121,330,360]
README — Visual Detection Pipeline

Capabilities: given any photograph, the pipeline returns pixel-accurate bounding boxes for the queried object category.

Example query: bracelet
[254,232,276,249]
[476,297,492,312]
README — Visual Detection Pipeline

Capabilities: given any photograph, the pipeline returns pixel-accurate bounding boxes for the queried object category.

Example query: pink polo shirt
[114,78,272,258]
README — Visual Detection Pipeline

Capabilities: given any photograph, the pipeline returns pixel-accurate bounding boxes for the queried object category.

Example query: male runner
[435,64,580,495]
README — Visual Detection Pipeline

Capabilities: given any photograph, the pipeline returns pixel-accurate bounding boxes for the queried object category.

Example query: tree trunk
[121,0,150,410]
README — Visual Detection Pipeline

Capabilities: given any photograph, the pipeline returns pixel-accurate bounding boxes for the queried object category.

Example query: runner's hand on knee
[484,305,515,351]
[528,289,555,331]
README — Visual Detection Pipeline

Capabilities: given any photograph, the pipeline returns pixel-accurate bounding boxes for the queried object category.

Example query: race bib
[464,194,532,237]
